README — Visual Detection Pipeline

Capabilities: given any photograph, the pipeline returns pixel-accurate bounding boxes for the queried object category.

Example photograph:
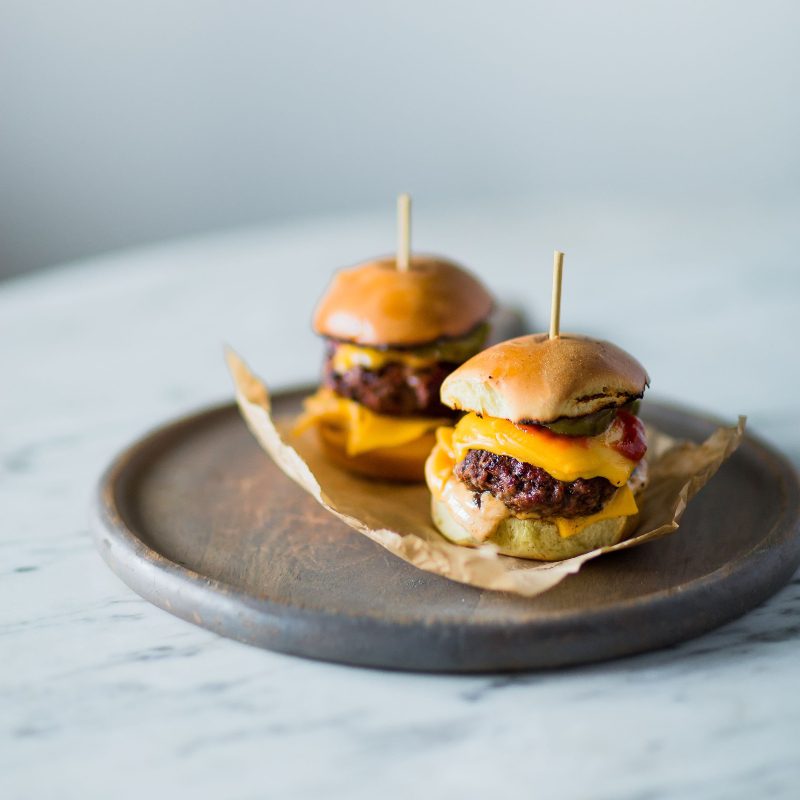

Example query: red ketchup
[610,410,647,462]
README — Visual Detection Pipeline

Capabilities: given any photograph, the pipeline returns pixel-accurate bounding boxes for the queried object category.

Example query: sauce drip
[442,480,509,542]
[609,410,647,462]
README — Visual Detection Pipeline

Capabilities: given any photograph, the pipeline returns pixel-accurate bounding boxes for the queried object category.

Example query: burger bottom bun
[431,496,638,561]
[318,422,436,483]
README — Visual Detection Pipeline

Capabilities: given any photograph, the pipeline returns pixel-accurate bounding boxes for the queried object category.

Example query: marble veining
[2,201,799,799]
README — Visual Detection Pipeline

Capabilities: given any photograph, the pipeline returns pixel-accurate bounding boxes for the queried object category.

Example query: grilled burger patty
[323,355,457,417]
[454,449,617,518]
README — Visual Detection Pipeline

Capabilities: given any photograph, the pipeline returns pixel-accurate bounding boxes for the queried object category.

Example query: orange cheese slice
[329,326,488,374]
[450,412,638,487]
[549,484,637,538]
[295,388,446,456]
[331,344,436,373]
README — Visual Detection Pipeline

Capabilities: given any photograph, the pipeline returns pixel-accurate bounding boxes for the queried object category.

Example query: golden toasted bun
[440,333,649,423]
[318,422,435,482]
[313,255,493,347]
[431,495,637,561]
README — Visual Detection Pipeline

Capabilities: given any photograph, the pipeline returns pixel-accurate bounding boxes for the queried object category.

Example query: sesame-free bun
[313,255,493,347]
[318,422,436,482]
[431,495,636,561]
[440,333,649,424]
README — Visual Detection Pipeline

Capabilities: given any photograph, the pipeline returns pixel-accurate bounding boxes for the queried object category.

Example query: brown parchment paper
[226,350,746,597]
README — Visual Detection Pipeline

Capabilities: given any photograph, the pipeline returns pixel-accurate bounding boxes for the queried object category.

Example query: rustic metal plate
[92,390,800,672]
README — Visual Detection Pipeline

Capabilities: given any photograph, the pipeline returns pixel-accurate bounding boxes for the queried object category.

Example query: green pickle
[542,399,641,437]
[413,323,489,363]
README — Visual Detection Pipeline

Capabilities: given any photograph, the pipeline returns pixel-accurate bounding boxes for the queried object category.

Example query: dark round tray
[92,389,800,672]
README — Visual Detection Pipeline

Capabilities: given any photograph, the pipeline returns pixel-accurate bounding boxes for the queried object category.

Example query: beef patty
[455,449,618,518]
[323,354,456,417]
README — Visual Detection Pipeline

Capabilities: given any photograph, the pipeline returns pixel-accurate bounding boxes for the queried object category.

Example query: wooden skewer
[396,193,411,271]
[549,250,564,339]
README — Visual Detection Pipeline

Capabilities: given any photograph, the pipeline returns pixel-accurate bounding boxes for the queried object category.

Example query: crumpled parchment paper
[227,350,745,597]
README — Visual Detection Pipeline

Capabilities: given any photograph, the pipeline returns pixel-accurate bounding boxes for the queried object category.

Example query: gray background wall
[1,0,798,280]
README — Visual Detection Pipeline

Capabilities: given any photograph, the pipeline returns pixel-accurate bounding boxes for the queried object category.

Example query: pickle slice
[543,408,618,437]
[423,323,489,363]
[541,399,641,437]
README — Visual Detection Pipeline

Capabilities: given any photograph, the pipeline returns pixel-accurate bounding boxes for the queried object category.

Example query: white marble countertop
[3,199,800,799]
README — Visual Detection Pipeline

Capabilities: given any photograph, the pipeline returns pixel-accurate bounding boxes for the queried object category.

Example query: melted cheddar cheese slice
[331,344,435,373]
[426,425,639,539]
[295,389,446,456]
[548,485,637,538]
[425,427,461,497]
[451,412,638,487]
[329,325,489,375]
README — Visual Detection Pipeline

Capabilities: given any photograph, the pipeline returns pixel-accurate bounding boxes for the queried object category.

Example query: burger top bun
[313,256,493,347]
[440,333,649,424]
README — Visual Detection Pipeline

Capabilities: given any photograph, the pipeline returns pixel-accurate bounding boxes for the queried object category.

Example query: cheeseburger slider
[296,253,493,481]
[425,333,649,560]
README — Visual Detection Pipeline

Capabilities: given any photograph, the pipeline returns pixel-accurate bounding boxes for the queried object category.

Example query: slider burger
[425,333,649,560]
[296,256,493,481]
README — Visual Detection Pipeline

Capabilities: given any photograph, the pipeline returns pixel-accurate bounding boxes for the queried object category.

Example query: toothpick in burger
[425,334,649,559]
